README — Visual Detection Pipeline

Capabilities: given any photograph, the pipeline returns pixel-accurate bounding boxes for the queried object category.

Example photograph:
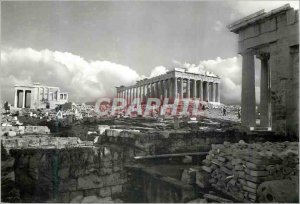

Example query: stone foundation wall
[1,126,50,136]
[1,136,93,151]
[125,165,197,203]
[100,129,284,156]
[9,146,130,202]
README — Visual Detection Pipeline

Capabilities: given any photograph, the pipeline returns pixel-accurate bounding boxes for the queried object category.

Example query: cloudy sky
[1,0,299,104]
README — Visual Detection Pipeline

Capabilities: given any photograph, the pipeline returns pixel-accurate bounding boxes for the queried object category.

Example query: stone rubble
[199,140,299,202]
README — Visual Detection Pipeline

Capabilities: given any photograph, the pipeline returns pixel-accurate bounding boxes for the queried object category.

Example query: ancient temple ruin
[228,4,299,137]
[14,83,68,109]
[116,68,221,104]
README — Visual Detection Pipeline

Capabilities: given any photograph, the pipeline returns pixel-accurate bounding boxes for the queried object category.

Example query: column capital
[255,51,270,60]
[240,49,255,56]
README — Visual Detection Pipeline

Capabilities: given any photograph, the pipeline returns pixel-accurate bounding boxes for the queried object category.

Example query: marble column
[128,89,131,104]
[139,86,142,99]
[151,83,155,97]
[241,50,256,127]
[133,87,136,100]
[22,90,26,108]
[212,83,216,102]
[155,81,159,98]
[131,88,134,101]
[216,83,220,103]
[259,53,270,127]
[47,88,50,101]
[168,79,173,98]
[147,84,150,98]
[14,89,18,108]
[193,80,197,98]
[205,82,209,101]
[179,78,183,98]
[187,79,190,98]
[144,85,147,100]
[173,77,178,99]
[164,80,168,98]
[199,81,203,101]
[160,80,164,99]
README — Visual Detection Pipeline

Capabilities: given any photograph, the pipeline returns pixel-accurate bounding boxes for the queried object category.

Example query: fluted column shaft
[173,77,178,99]
[241,50,256,127]
[199,81,203,101]
[193,80,197,98]
[179,78,183,98]
[187,79,190,98]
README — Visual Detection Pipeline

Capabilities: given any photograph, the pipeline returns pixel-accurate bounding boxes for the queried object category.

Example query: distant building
[14,83,68,109]
[116,67,221,104]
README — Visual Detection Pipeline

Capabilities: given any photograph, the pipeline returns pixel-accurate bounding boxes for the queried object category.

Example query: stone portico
[14,83,68,109]
[228,4,299,137]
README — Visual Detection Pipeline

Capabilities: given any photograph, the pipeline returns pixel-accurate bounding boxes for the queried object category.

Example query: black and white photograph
[1,0,299,203]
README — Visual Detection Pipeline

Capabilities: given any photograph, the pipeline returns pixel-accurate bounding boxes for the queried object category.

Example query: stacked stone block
[200,141,299,202]
[10,146,128,202]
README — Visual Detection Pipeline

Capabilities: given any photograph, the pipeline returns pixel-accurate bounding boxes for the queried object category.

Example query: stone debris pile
[200,141,299,202]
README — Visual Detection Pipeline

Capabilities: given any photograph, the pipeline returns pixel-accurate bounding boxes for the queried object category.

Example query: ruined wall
[9,146,130,202]
[1,125,50,136]
[1,136,92,151]
[125,165,197,203]
[268,10,299,136]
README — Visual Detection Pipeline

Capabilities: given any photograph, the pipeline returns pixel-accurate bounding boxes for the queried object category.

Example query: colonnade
[116,71,221,104]
[241,50,271,127]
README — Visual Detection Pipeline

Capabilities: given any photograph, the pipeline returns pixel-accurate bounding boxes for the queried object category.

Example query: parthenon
[116,67,221,104]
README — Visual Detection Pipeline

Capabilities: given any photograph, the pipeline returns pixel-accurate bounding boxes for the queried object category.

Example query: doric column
[205,82,209,101]
[193,80,197,98]
[150,83,154,97]
[126,89,130,104]
[173,77,178,99]
[22,90,26,108]
[258,52,270,127]
[187,79,190,98]
[14,89,18,108]
[241,50,256,127]
[216,83,220,103]
[168,79,172,98]
[160,80,164,99]
[146,84,150,98]
[164,80,168,98]
[155,81,159,98]
[143,85,147,100]
[133,87,136,100]
[199,81,203,101]
[179,78,183,98]
[139,86,141,99]
[212,83,216,102]
[128,89,131,104]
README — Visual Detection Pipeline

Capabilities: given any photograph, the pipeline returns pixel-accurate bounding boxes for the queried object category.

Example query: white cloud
[183,56,262,105]
[1,47,140,103]
[149,66,169,78]
[229,0,299,17]
[185,57,242,104]
[213,20,224,31]
[1,47,262,105]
